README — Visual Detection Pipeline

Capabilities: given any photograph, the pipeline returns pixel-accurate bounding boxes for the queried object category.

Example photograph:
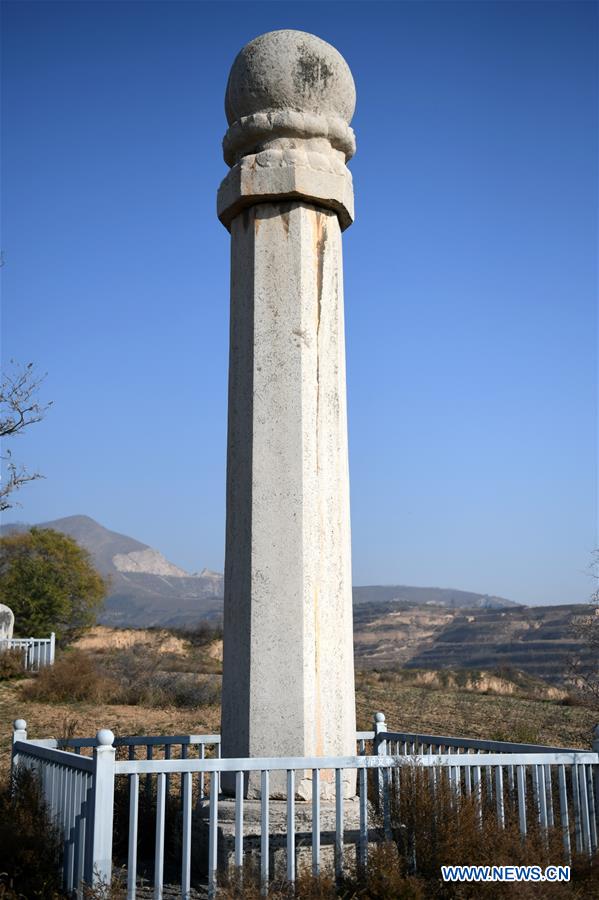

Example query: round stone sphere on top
[222,30,356,169]
[218,29,357,229]
[225,29,356,127]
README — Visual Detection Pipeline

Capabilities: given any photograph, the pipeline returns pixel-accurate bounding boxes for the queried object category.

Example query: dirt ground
[355,669,597,748]
[1,626,596,777]
[0,679,220,772]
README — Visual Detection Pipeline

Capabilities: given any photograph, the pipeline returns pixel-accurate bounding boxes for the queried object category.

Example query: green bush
[0,528,107,642]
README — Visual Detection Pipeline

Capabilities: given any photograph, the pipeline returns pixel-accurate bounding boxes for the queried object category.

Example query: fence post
[373,711,387,755]
[90,729,115,888]
[373,712,387,813]
[11,718,27,780]
[50,632,56,665]
[593,724,599,835]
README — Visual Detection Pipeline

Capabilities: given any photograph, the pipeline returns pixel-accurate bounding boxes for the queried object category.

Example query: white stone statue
[0,604,15,641]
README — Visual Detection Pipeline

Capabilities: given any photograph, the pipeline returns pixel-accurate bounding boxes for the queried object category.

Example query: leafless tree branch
[0,361,52,510]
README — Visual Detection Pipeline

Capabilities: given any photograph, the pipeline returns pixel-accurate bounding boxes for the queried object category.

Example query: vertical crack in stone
[313,208,327,760]
[314,210,327,476]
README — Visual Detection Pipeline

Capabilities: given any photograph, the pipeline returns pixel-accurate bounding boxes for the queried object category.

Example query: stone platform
[200,797,375,880]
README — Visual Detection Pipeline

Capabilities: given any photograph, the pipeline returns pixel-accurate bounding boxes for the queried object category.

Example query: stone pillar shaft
[218,30,357,798]
[222,201,355,795]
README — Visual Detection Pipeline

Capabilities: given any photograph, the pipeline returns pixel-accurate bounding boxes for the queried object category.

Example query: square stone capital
[217,161,354,232]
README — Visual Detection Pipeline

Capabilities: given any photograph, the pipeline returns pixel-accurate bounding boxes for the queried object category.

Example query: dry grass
[73,625,222,676]
[380,666,569,701]
[355,668,597,748]
[0,680,221,781]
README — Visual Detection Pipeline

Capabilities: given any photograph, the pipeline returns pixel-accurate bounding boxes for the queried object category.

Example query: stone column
[218,30,357,798]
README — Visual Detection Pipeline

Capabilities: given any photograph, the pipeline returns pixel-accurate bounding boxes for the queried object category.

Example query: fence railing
[11,719,109,894]
[10,716,599,899]
[53,730,372,761]
[373,712,585,755]
[371,713,599,857]
[51,733,221,756]
[0,633,55,670]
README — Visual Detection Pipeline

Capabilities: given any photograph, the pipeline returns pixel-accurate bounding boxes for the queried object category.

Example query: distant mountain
[1,515,589,682]
[0,515,224,627]
[353,585,519,610]
[0,514,518,627]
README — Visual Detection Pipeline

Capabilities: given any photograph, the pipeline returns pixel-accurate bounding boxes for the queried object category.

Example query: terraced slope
[353,601,591,683]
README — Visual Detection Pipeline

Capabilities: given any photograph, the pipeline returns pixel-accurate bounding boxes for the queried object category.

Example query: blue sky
[1,1,597,605]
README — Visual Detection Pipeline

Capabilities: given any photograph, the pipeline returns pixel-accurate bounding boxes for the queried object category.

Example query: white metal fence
[0,632,55,670]
[11,719,105,894]
[10,716,599,899]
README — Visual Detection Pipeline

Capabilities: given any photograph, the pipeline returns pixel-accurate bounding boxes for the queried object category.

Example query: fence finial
[374,711,386,734]
[96,729,115,747]
[11,719,27,778]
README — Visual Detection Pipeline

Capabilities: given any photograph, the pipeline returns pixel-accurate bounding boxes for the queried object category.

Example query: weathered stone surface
[224,30,356,134]
[0,604,14,640]
[219,30,357,799]
[217,152,354,232]
[218,29,356,232]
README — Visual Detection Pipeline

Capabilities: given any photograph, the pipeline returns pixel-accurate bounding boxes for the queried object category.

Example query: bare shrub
[155,672,221,708]
[219,855,424,899]
[20,645,221,709]
[368,762,598,898]
[112,776,184,885]
[212,765,598,898]
[167,621,223,647]
[218,869,340,899]
[119,671,220,708]
[560,693,588,708]
[22,650,119,703]
[106,647,221,708]
[0,648,24,680]
[0,768,63,898]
